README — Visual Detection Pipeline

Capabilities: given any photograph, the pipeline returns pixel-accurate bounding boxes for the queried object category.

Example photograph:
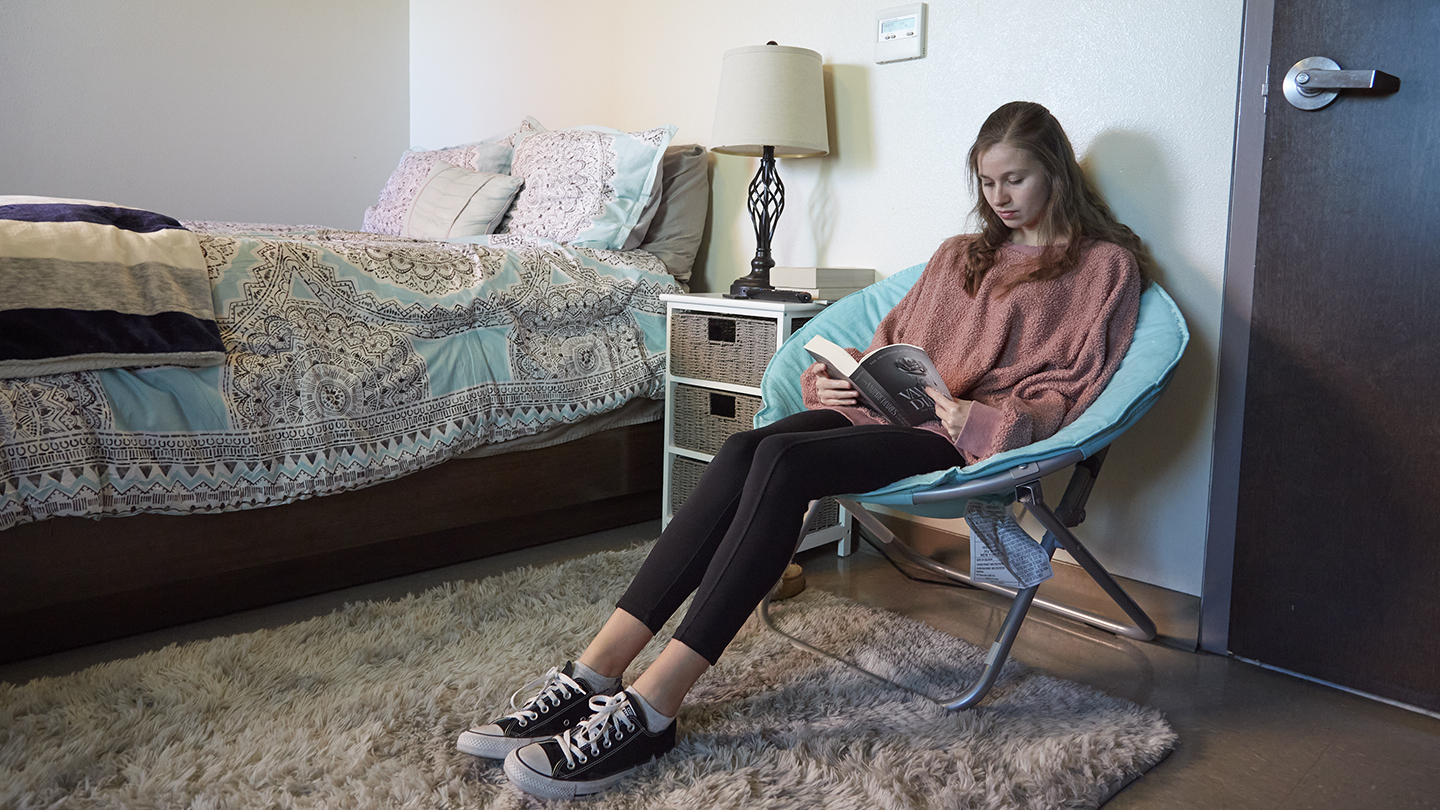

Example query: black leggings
[616,409,965,664]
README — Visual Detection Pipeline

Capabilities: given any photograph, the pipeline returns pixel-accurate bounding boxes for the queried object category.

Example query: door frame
[1200,0,1274,655]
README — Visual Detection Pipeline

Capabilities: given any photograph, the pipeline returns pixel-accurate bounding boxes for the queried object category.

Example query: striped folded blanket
[0,196,225,378]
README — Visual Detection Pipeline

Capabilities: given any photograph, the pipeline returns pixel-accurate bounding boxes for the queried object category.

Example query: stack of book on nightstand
[770,267,876,302]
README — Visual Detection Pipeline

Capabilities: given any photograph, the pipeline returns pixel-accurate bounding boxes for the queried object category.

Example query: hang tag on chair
[965,500,1054,589]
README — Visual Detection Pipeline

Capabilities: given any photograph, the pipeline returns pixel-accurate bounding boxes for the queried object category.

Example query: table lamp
[711,42,830,299]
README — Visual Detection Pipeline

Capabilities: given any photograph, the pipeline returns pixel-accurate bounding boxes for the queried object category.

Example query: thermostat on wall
[875,3,926,64]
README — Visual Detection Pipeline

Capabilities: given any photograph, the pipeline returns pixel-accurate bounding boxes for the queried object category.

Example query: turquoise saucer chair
[755,261,1189,710]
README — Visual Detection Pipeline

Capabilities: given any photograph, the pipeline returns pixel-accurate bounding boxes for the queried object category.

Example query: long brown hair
[962,101,1155,295]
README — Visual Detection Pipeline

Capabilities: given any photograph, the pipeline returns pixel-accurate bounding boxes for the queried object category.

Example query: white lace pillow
[502,124,677,250]
[362,143,510,235]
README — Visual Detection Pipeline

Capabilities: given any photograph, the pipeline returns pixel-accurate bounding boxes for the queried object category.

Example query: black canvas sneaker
[503,689,676,800]
[456,661,614,759]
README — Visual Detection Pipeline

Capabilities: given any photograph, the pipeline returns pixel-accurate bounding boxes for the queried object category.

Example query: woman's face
[977,143,1052,245]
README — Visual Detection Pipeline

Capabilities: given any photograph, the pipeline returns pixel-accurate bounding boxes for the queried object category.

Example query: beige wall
[0,0,409,228]
[414,0,1246,597]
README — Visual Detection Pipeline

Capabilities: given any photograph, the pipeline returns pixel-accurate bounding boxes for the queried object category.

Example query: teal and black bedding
[0,220,678,530]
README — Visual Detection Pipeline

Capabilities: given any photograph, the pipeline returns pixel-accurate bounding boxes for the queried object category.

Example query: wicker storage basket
[669,456,708,516]
[672,384,763,456]
[669,311,777,388]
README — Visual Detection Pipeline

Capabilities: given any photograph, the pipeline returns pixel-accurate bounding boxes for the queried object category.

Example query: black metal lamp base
[726,273,771,298]
[724,145,785,299]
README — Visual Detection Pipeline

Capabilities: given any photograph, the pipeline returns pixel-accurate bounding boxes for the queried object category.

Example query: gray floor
[4,520,1438,809]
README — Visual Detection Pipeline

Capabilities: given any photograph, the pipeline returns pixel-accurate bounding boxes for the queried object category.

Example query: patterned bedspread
[0,225,679,530]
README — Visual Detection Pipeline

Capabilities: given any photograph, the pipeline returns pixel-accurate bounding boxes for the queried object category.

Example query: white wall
[0,0,409,229]
[410,0,1243,596]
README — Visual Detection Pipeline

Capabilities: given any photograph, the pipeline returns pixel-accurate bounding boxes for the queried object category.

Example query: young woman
[458,101,1157,800]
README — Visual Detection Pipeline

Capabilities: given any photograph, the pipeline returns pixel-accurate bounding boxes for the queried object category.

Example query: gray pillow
[638,144,710,286]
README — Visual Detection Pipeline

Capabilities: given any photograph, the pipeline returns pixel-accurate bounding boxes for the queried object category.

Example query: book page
[858,342,924,364]
[803,335,860,378]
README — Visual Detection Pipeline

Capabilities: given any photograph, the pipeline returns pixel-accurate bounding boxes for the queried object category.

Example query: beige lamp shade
[711,44,829,158]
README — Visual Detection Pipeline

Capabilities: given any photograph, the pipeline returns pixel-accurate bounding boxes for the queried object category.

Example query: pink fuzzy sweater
[800,235,1142,463]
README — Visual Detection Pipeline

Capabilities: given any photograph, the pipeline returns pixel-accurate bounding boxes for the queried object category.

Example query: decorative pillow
[401,162,524,239]
[637,144,710,285]
[502,123,677,250]
[363,141,513,236]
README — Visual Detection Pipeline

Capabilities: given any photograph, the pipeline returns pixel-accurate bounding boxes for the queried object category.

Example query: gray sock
[626,688,676,733]
[572,660,621,694]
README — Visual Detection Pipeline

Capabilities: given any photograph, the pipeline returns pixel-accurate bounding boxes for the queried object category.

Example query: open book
[804,335,948,427]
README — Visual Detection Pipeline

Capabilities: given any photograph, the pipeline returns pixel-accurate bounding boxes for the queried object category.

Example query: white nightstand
[660,292,855,556]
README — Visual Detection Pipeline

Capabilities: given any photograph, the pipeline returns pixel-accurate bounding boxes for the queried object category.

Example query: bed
[1,120,710,663]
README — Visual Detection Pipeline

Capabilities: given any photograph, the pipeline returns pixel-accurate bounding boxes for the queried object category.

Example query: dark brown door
[1229,0,1440,712]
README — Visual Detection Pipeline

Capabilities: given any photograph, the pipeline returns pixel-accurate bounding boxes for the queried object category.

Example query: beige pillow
[401,162,524,239]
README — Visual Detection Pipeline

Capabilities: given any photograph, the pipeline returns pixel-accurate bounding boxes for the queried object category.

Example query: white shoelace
[553,692,637,769]
[503,667,585,725]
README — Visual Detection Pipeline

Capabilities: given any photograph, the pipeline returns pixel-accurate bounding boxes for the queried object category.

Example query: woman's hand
[810,363,860,407]
[926,387,973,441]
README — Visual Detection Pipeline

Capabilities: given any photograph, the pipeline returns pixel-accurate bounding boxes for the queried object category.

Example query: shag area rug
[1,541,1175,809]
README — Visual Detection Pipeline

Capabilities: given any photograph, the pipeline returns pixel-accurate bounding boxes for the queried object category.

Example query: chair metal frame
[761,445,1158,710]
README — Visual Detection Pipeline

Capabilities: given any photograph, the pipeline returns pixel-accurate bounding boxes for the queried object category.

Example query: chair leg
[1016,481,1157,641]
[836,512,859,557]
[844,477,1158,641]
[758,577,1042,711]
[760,579,1042,706]
[759,476,1157,710]
[796,497,824,541]
[759,497,1044,710]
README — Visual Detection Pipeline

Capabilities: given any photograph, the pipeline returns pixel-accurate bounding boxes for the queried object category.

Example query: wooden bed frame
[0,420,661,664]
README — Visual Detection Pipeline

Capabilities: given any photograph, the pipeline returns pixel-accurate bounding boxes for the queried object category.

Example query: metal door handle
[1294,69,1397,92]
[1283,57,1401,110]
